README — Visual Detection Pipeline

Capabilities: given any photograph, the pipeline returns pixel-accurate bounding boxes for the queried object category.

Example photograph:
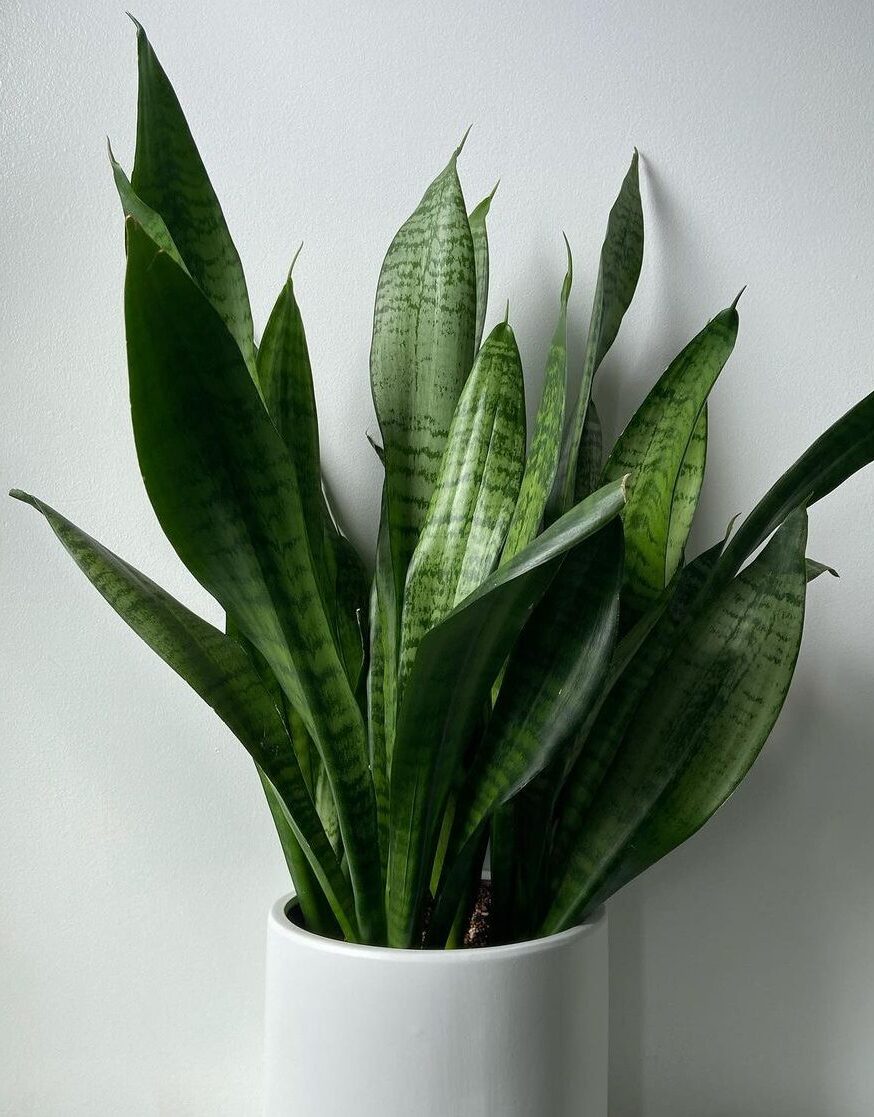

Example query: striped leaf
[574,397,604,502]
[552,151,643,515]
[370,142,477,608]
[109,145,186,270]
[386,476,628,946]
[12,491,358,942]
[127,19,256,375]
[501,240,572,564]
[603,303,738,607]
[542,508,808,935]
[665,406,708,576]
[469,184,498,353]
[451,518,623,854]
[123,221,384,943]
[398,320,526,695]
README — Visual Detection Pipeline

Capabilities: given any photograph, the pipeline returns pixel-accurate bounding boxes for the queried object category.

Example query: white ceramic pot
[264,893,608,1116]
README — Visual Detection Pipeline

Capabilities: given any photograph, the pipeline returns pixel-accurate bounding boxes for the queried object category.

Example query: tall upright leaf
[469,183,498,353]
[665,406,708,576]
[543,508,808,934]
[12,491,358,941]
[399,320,526,693]
[370,143,477,612]
[501,240,572,564]
[603,304,738,607]
[126,19,256,375]
[123,220,384,942]
[386,477,627,946]
[551,151,643,515]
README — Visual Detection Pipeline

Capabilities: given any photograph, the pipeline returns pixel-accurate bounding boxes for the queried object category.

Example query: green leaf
[543,508,808,934]
[123,220,384,943]
[370,142,477,609]
[501,240,572,564]
[109,144,186,270]
[603,304,738,606]
[126,18,256,375]
[257,766,341,939]
[552,151,643,516]
[718,388,874,579]
[11,490,358,941]
[399,320,526,693]
[574,397,604,503]
[665,405,708,576]
[469,183,498,353]
[451,518,623,852]
[386,476,627,946]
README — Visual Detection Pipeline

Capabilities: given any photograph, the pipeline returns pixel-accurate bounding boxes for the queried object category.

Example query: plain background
[2,0,873,1113]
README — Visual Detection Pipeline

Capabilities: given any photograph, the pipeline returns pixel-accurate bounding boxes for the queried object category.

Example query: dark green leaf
[543,508,808,934]
[501,241,572,563]
[127,18,256,375]
[123,221,384,942]
[603,305,738,606]
[386,476,627,946]
[552,151,643,515]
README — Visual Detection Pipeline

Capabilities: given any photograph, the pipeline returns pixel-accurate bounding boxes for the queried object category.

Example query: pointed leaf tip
[126,11,145,34]
[732,286,747,309]
[453,124,473,162]
[288,242,304,280]
[561,232,574,296]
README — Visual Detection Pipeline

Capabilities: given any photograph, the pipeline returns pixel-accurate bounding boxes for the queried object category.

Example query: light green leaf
[109,145,186,270]
[552,151,643,515]
[501,240,572,564]
[12,490,357,941]
[123,220,384,943]
[469,182,498,353]
[543,508,808,934]
[370,142,477,610]
[126,18,256,376]
[665,405,708,577]
[399,320,526,694]
[386,476,627,946]
[603,304,738,606]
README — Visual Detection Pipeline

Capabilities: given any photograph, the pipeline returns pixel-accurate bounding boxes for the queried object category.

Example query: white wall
[3,1,873,1113]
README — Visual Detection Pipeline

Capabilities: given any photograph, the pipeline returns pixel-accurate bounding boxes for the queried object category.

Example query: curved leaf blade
[469,183,498,353]
[603,304,738,606]
[127,19,256,375]
[123,221,384,942]
[12,491,358,941]
[386,476,627,946]
[552,151,643,515]
[543,508,808,935]
[501,242,572,564]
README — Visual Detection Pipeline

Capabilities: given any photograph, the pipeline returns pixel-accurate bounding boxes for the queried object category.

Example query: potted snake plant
[13,20,874,1117]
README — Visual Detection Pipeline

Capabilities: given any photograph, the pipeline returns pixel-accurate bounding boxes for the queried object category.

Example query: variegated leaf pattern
[127,19,256,375]
[124,221,384,943]
[665,405,708,576]
[552,151,643,515]
[469,183,498,353]
[370,142,477,606]
[543,508,808,935]
[12,491,358,942]
[574,397,604,502]
[501,241,572,564]
[603,305,738,607]
[386,477,627,946]
[398,320,526,695]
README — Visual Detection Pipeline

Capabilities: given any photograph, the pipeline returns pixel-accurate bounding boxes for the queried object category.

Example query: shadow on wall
[608,653,874,1116]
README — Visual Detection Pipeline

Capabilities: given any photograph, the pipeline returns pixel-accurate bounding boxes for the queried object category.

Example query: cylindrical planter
[264,893,608,1116]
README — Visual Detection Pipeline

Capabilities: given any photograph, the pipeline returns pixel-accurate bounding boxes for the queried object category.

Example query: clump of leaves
[14,22,874,947]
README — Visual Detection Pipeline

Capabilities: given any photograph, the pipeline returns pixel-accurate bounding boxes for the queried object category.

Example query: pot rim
[269,893,605,962]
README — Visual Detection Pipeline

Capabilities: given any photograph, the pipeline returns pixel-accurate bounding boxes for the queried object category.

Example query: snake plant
[13,23,874,948]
